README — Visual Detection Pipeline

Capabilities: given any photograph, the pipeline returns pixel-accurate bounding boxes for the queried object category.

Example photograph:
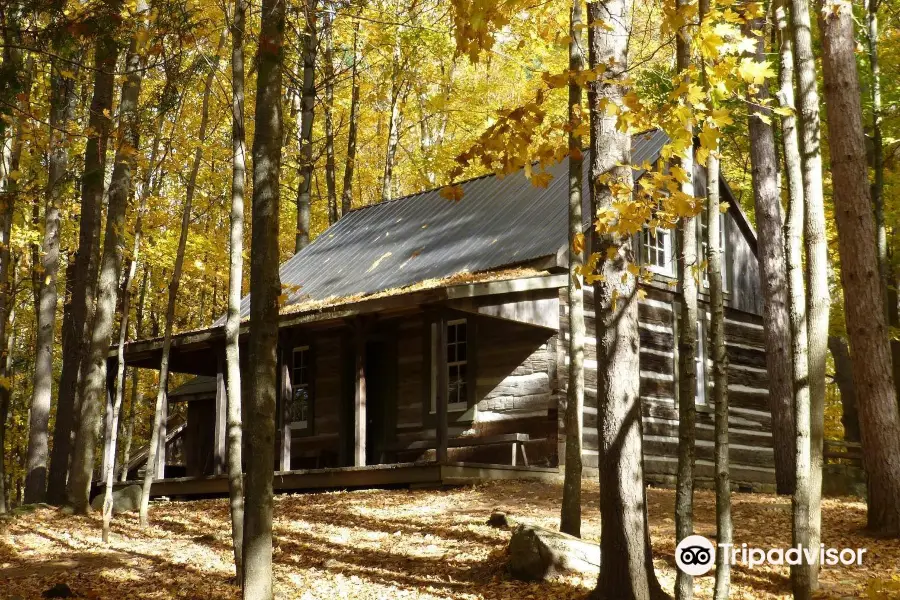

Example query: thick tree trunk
[788,0,829,589]
[587,2,667,598]
[47,29,118,505]
[341,20,360,217]
[828,336,860,443]
[560,0,585,539]
[227,0,247,579]
[140,34,222,526]
[820,0,900,536]
[295,0,317,252]
[67,9,144,514]
[323,7,338,225]
[707,154,732,600]
[745,18,795,497]
[673,4,697,599]
[120,267,148,481]
[243,0,286,592]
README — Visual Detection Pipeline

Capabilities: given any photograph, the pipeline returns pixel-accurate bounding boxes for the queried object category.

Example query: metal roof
[219,130,671,322]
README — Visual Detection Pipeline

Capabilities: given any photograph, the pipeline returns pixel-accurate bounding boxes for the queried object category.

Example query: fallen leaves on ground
[0,480,897,598]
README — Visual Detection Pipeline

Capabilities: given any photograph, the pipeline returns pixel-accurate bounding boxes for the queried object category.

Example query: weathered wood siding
[558,285,776,491]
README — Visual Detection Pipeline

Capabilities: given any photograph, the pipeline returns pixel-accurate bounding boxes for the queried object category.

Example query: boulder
[90,484,142,514]
[507,523,600,581]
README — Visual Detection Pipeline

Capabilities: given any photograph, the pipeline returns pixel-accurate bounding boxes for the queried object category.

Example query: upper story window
[288,346,312,430]
[641,226,674,275]
[431,318,470,414]
[700,208,727,289]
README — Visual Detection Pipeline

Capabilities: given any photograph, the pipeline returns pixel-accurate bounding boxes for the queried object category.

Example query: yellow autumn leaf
[738,57,775,84]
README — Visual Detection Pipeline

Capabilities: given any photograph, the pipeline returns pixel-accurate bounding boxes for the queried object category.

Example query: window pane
[448,323,456,343]
[457,341,467,362]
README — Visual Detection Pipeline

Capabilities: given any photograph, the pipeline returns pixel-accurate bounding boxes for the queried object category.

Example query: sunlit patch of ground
[0,480,895,599]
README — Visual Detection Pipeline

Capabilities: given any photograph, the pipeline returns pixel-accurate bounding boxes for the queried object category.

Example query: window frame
[429,317,473,416]
[640,225,675,276]
[287,345,313,433]
[700,209,728,291]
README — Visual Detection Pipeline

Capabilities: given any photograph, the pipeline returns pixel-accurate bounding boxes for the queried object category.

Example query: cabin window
[700,209,727,289]
[288,346,311,430]
[641,227,673,274]
[430,318,470,414]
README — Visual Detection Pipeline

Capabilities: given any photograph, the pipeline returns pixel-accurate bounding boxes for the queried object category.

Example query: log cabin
[110,129,776,497]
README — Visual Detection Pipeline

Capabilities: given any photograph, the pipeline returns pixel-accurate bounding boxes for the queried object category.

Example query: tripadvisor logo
[675,535,867,575]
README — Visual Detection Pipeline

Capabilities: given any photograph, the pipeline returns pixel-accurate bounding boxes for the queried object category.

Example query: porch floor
[108,462,560,498]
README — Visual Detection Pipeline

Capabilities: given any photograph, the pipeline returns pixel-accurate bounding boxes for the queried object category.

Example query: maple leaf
[440,184,465,202]
[738,57,776,84]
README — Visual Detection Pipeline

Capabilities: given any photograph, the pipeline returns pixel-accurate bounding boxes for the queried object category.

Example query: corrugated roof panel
[218,131,670,324]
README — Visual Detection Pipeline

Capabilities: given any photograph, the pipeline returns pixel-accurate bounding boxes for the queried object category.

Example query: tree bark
[788,0,829,588]
[707,154,731,600]
[295,0,317,252]
[341,19,360,217]
[560,0,585,539]
[25,53,76,504]
[828,336,860,443]
[227,0,247,579]
[0,263,17,514]
[820,0,900,536]
[865,0,886,296]
[587,2,667,598]
[67,6,144,514]
[673,1,697,597]
[119,267,148,481]
[745,17,795,496]
[323,6,338,225]
[140,32,223,526]
[47,24,118,505]
[381,40,405,203]
[243,0,286,592]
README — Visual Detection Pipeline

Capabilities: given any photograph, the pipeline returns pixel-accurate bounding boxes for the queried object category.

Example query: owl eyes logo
[676,535,716,576]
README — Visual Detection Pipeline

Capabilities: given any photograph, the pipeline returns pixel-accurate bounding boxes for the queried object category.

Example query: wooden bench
[382,433,541,466]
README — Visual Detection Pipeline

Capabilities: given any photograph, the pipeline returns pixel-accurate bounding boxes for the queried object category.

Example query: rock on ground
[507,523,600,581]
[89,484,142,514]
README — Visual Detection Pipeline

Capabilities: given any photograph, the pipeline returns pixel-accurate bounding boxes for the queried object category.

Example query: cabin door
[365,341,389,465]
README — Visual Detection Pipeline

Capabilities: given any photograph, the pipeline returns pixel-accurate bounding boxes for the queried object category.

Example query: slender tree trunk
[227,0,247,579]
[341,20,360,216]
[0,263,17,514]
[381,41,404,204]
[323,6,338,225]
[67,6,144,514]
[673,1,697,597]
[140,34,223,526]
[243,0,285,592]
[820,0,900,536]
[865,0,886,295]
[707,154,731,600]
[587,2,667,598]
[560,0,585,539]
[25,55,76,504]
[788,0,829,588]
[828,336,860,443]
[745,17,795,496]
[295,0,317,252]
[47,27,118,505]
[119,267,148,481]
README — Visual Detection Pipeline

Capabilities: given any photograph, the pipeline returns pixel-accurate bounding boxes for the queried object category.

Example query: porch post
[436,316,448,464]
[354,320,367,467]
[280,351,291,472]
[214,354,227,474]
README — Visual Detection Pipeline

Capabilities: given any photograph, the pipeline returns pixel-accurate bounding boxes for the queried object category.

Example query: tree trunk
[140,33,223,527]
[707,154,731,600]
[25,55,76,504]
[744,18,795,496]
[341,19,360,217]
[47,27,118,505]
[560,0,585,539]
[865,0,886,295]
[295,0,317,252]
[828,336,860,443]
[227,0,247,579]
[120,267,148,481]
[381,41,404,204]
[587,2,667,598]
[67,7,144,514]
[323,6,338,225]
[0,265,17,514]
[673,2,697,597]
[820,0,900,536]
[243,0,286,592]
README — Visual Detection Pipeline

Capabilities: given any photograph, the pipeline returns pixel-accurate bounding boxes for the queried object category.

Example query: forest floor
[0,479,897,599]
